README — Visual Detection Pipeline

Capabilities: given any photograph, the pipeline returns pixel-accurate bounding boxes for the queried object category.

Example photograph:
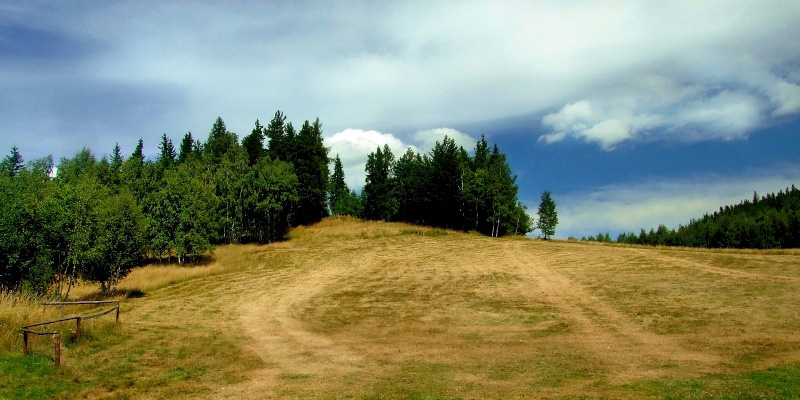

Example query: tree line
[0,111,327,296]
[330,136,534,237]
[580,187,800,249]
[1,113,538,296]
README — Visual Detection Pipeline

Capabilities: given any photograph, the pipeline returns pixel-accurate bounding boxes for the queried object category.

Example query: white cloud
[325,128,417,190]
[2,2,800,158]
[412,128,477,152]
[770,81,800,116]
[582,119,631,150]
[540,88,767,148]
[671,91,763,140]
[541,101,594,132]
[325,126,476,190]
[554,165,800,239]
[540,100,662,150]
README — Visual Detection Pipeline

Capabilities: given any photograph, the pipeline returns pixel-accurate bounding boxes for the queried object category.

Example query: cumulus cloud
[325,128,417,189]
[554,165,800,239]
[412,128,477,152]
[325,126,476,190]
[770,81,800,116]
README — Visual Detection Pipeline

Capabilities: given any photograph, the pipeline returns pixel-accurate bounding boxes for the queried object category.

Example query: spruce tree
[1,146,24,177]
[291,119,329,225]
[205,117,237,164]
[537,190,558,240]
[110,144,123,171]
[430,137,462,229]
[132,139,144,163]
[242,119,265,166]
[177,132,195,164]
[329,154,349,215]
[265,110,287,160]
[363,145,397,221]
[158,133,176,169]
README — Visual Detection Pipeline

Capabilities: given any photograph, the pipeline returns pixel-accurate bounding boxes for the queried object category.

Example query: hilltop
[2,217,800,399]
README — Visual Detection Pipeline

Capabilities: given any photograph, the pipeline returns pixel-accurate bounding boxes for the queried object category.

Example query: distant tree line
[1,114,536,296]
[334,136,533,237]
[581,187,800,249]
[0,111,327,295]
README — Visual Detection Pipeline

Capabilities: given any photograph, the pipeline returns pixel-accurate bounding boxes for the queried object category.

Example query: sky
[2,1,800,239]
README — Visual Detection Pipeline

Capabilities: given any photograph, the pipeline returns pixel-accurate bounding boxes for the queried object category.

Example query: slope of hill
[2,217,800,399]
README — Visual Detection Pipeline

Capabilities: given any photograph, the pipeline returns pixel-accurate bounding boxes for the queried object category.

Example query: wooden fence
[22,300,120,366]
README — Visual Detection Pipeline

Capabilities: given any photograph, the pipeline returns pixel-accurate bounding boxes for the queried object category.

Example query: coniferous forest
[0,112,531,296]
[589,188,800,249]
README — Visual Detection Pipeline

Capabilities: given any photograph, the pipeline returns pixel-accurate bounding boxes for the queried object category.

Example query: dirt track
[131,219,796,399]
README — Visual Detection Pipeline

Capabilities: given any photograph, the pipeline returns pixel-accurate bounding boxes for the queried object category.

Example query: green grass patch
[0,354,87,400]
[400,228,449,237]
[280,373,312,381]
[628,362,800,399]
[363,361,461,400]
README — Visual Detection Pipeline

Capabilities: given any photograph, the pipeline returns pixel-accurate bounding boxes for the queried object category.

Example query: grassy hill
[2,217,800,399]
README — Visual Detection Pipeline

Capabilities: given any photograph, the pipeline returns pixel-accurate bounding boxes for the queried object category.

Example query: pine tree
[393,148,427,224]
[265,110,287,160]
[242,119,266,166]
[537,190,558,240]
[292,119,330,225]
[363,145,397,221]
[111,144,123,171]
[158,133,176,169]
[205,117,237,164]
[132,139,144,163]
[1,146,25,177]
[473,135,489,170]
[329,154,349,215]
[430,136,463,229]
[177,132,195,164]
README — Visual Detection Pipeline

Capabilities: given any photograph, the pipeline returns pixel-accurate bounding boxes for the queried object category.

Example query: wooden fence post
[22,330,28,356]
[53,333,61,367]
[115,303,120,324]
[76,317,82,339]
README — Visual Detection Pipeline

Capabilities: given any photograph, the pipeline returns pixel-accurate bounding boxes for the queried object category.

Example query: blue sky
[2,1,800,239]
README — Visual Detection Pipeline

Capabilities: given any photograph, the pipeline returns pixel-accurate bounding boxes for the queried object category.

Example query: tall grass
[0,292,61,354]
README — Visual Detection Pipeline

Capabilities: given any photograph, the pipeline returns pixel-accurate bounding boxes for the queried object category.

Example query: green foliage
[170,162,218,262]
[360,135,530,237]
[242,119,266,166]
[214,146,250,244]
[204,117,238,165]
[0,112,534,295]
[1,145,24,177]
[620,187,800,249]
[248,157,299,242]
[265,110,288,161]
[158,133,176,170]
[363,144,398,221]
[177,132,197,164]
[537,190,558,240]
[292,119,330,225]
[329,154,349,215]
[81,190,146,293]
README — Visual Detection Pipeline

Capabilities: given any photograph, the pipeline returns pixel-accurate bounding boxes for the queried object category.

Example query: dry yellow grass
[3,217,800,399]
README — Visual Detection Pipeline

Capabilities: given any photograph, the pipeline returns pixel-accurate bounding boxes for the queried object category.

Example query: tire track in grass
[503,240,720,383]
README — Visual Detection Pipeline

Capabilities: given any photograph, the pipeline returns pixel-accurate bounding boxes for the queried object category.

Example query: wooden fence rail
[21,300,121,366]
[22,330,61,366]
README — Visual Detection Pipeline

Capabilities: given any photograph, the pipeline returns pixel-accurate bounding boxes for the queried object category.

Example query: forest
[0,111,530,296]
[583,188,800,249]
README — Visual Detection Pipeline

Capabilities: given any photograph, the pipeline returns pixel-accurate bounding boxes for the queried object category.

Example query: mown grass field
[2,217,800,399]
